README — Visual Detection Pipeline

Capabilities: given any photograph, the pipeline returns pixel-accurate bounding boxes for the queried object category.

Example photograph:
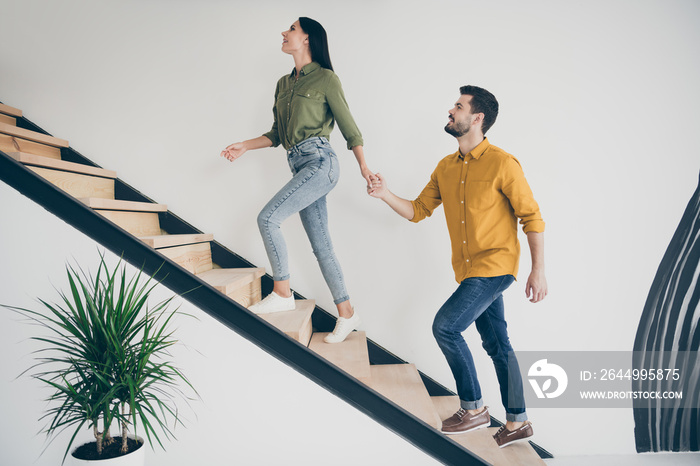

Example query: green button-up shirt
[262,62,363,150]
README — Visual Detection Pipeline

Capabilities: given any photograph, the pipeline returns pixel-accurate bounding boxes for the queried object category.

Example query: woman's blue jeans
[257,137,349,305]
[432,275,527,422]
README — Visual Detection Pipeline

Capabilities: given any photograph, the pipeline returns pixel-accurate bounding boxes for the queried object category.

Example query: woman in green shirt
[221,17,373,344]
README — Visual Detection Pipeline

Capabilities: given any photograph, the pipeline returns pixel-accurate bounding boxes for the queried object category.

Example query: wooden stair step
[0,103,22,118]
[96,210,161,237]
[140,233,214,249]
[7,152,116,178]
[80,198,167,212]
[197,267,265,308]
[196,267,265,294]
[0,104,21,127]
[0,113,16,126]
[84,199,166,237]
[1,133,62,159]
[0,121,69,148]
[259,299,315,346]
[157,241,212,274]
[309,331,371,383]
[367,364,442,430]
[431,396,545,466]
[23,166,114,200]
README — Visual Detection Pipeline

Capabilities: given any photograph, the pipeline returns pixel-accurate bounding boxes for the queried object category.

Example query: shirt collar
[458,137,490,160]
[290,61,321,78]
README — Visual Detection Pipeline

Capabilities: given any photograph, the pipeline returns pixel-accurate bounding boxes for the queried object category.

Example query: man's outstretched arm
[368,173,415,220]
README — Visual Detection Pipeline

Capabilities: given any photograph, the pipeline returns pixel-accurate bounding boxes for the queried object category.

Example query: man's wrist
[380,189,396,202]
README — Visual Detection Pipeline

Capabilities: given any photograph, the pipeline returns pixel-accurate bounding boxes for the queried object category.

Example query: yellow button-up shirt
[410,138,545,282]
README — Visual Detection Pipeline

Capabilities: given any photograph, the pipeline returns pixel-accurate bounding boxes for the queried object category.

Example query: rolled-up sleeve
[261,80,281,147]
[410,169,443,223]
[502,158,545,233]
[325,73,363,150]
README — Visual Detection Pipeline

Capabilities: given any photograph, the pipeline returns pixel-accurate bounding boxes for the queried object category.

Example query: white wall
[1,0,700,462]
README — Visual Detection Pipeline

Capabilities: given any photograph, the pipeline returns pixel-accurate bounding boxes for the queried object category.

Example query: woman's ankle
[272,280,292,298]
[336,300,353,319]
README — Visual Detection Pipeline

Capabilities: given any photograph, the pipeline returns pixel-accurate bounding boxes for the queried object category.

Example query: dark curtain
[633,172,700,452]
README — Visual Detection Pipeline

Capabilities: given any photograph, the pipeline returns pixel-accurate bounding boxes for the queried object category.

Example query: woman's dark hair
[299,17,333,71]
[459,85,499,134]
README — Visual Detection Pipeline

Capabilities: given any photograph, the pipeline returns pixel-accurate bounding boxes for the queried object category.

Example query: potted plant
[3,252,196,464]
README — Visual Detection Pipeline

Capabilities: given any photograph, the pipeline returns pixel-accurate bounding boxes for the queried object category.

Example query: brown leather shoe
[492,421,533,448]
[441,406,490,435]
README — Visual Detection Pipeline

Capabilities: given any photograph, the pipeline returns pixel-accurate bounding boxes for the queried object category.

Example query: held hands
[366,172,414,220]
[367,172,387,199]
[220,142,247,162]
[360,166,379,191]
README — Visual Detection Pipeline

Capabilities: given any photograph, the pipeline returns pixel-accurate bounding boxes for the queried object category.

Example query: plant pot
[69,435,145,466]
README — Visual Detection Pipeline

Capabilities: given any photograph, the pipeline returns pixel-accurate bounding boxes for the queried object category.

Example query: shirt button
[463,241,466,244]
[461,201,464,204]
[466,259,470,262]
[462,221,465,223]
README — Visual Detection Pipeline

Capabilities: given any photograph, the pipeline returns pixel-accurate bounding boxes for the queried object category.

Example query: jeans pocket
[327,154,338,184]
[297,138,323,156]
[314,143,338,184]
[300,146,321,157]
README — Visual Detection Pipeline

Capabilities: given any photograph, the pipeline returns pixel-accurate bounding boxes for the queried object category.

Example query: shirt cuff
[262,131,280,148]
[522,220,545,234]
[346,136,364,150]
[409,200,426,223]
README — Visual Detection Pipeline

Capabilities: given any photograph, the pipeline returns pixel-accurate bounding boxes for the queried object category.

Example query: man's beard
[444,120,470,137]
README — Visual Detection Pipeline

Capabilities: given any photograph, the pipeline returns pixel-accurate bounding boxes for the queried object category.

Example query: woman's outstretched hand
[360,166,378,190]
[221,142,247,162]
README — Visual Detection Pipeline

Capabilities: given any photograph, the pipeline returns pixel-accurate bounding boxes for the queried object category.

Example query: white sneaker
[324,312,361,344]
[248,292,295,314]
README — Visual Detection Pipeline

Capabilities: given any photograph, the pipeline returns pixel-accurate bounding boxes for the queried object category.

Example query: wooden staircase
[1,103,264,312]
[0,102,548,466]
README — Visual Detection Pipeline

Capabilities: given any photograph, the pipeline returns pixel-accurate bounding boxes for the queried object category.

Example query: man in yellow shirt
[369,85,547,448]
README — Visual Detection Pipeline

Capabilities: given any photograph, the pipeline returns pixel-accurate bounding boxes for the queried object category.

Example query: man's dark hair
[459,85,499,134]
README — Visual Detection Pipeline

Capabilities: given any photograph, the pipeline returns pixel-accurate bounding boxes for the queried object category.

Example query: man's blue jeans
[432,275,527,422]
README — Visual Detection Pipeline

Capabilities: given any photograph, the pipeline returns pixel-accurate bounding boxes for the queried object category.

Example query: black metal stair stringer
[0,150,491,465]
